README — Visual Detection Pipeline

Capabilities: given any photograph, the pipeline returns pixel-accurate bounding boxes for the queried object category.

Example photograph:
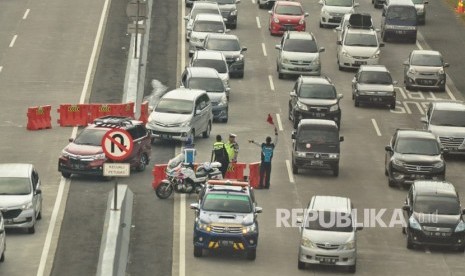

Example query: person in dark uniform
[211,135,229,177]
[249,128,278,189]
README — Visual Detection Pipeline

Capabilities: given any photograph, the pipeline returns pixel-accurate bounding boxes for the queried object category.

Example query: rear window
[193,21,224,33]
[299,83,337,99]
[188,77,225,93]
[275,5,303,15]
[359,71,393,84]
[386,6,417,21]
[411,54,442,67]
[206,38,240,51]
[0,177,31,195]
[326,0,353,7]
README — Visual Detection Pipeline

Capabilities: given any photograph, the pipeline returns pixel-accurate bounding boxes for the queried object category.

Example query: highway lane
[0,0,109,275]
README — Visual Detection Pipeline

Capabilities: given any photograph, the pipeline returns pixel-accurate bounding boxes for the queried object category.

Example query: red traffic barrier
[120,102,135,118]
[57,104,91,127]
[88,103,135,122]
[27,105,52,130]
[138,101,149,124]
[248,162,261,188]
[225,162,246,181]
[152,164,168,189]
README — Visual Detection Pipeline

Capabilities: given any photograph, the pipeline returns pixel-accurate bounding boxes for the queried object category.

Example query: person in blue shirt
[249,128,278,189]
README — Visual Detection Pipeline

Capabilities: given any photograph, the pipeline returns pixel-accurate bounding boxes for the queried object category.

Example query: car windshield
[188,77,225,92]
[191,8,219,19]
[411,54,443,67]
[344,33,378,47]
[297,129,339,150]
[283,39,318,53]
[386,7,417,21]
[305,211,354,232]
[430,110,465,127]
[74,128,107,146]
[299,84,337,99]
[192,59,228,73]
[202,194,252,213]
[325,0,353,7]
[395,138,440,155]
[214,0,236,4]
[358,71,393,84]
[414,195,460,215]
[193,21,224,32]
[155,98,193,114]
[0,177,31,195]
[275,5,303,15]
[206,38,240,51]
[411,0,424,4]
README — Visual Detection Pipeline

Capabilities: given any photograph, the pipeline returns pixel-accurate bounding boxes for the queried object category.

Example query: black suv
[288,76,343,129]
[402,180,465,252]
[58,116,152,178]
[211,0,240,29]
[190,180,262,260]
[384,129,446,187]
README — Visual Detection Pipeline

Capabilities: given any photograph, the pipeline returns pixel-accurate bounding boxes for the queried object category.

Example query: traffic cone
[457,0,464,13]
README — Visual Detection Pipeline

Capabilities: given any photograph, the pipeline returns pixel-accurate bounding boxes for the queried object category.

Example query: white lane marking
[261,43,267,57]
[252,0,256,4]
[268,75,274,91]
[445,85,456,101]
[179,194,186,276]
[276,113,283,131]
[416,41,422,50]
[425,248,431,254]
[9,35,17,47]
[23,9,30,19]
[0,66,3,73]
[181,3,186,71]
[256,17,261,29]
[285,160,295,183]
[36,179,68,276]
[397,87,407,100]
[37,0,112,273]
[371,119,381,136]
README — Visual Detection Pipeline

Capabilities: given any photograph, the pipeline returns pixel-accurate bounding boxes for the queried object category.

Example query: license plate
[396,30,406,34]
[5,219,13,223]
[318,257,336,264]
[311,112,325,118]
[161,134,172,139]
[311,160,324,166]
[220,240,233,246]
[446,147,456,151]
[72,164,84,169]
[354,60,367,65]
[371,97,383,102]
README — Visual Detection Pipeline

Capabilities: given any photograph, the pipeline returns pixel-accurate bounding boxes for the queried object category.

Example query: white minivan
[298,195,362,273]
[146,88,213,142]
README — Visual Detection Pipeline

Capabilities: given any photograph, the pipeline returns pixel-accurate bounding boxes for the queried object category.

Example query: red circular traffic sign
[101,129,134,161]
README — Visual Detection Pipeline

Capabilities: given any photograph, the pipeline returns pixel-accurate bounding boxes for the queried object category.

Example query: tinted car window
[202,194,252,213]
[192,59,227,73]
[206,39,240,51]
[395,138,440,155]
[74,128,107,146]
[275,5,303,15]
[305,211,354,232]
[414,195,460,215]
[155,98,193,114]
[214,0,235,3]
[283,39,318,53]
[193,21,224,32]
[345,33,378,47]
[189,77,225,92]
[0,177,31,195]
[359,71,392,84]
[326,0,353,7]
[430,110,465,127]
[299,84,336,99]
[411,54,442,66]
[387,7,417,20]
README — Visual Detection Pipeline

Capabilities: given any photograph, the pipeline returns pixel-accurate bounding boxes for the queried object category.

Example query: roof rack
[347,13,373,30]
[93,116,134,128]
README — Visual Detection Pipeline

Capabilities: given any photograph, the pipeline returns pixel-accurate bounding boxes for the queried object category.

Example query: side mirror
[304,12,309,17]
[318,0,323,5]
[290,90,297,97]
[291,131,296,139]
[444,63,450,68]
[190,203,199,210]
[420,116,427,124]
[402,205,411,212]
[195,109,202,115]
[236,0,241,3]
[336,41,342,45]
[339,136,344,142]
[356,226,363,231]
[241,47,248,52]
[224,29,231,33]
[35,189,42,195]
[183,16,189,21]
[337,93,343,99]
[180,84,185,88]
[385,145,392,152]
[255,206,263,213]
[275,44,281,50]
[354,3,360,7]
[68,138,74,142]
[375,28,380,32]
[226,87,231,92]
[319,47,325,53]
[403,60,409,66]
[352,77,356,83]
[393,80,398,85]
[379,43,385,47]
[335,27,341,31]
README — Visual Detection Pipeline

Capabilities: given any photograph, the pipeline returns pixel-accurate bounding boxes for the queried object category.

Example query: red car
[268,1,308,36]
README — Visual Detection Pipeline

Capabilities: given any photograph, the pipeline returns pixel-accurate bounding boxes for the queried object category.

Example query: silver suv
[403,50,448,92]
[146,88,213,142]
[422,101,465,154]
[0,163,42,234]
[275,31,325,79]
[189,14,228,57]
[189,50,230,89]
[184,2,222,41]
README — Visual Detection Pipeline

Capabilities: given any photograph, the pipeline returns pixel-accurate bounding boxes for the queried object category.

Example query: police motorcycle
[155,152,223,199]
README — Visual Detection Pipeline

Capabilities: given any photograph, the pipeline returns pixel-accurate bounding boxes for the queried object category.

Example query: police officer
[249,128,278,189]
[226,133,239,164]
[211,135,229,177]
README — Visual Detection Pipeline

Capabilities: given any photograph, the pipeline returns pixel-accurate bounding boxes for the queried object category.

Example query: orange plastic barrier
[152,164,168,189]
[57,104,91,126]
[248,162,261,188]
[225,162,246,181]
[27,105,52,130]
[89,103,119,122]
[120,102,135,118]
[138,101,149,124]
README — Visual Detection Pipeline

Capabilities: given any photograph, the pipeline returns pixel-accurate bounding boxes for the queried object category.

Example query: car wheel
[298,260,305,270]
[278,72,283,79]
[406,235,414,249]
[238,72,244,78]
[246,248,256,260]
[137,153,148,172]
[293,118,299,129]
[456,245,465,252]
[288,105,293,121]
[319,22,324,28]
[354,99,359,107]
[348,264,356,273]
[37,210,42,220]
[292,162,298,174]
[61,172,71,179]
[388,178,396,187]
[332,164,339,177]
[405,84,412,91]
[231,24,237,29]
[384,167,388,176]
[439,84,446,92]
[222,117,228,123]
[202,122,211,138]
[28,225,35,234]
[194,246,203,257]
[390,102,396,109]
[0,251,4,262]
[382,32,388,42]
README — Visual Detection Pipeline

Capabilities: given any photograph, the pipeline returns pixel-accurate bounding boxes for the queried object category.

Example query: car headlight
[180,121,191,127]
[296,101,308,111]
[231,10,237,16]
[433,162,444,169]
[219,95,228,106]
[282,58,290,64]
[371,50,380,59]
[94,153,106,160]
[242,223,257,234]
[299,18,305,25]
[273,17,280,23]
[329,104,339,112]
[408,68,416,74]
[61,149,70,158]
[235,55,244,61]
[22,202,33,210]
[341,240,355,250]
[198,222,211,232]
[328,153,339,159]
[357,90,368,95]
[438,68,444,75]
[312,58,320,65]
[342,50,351,58]
[455,221,465,232]
[392,159,405,167]
[409,216,422,230]
[296,151,306,157]
[301,237,316,248]
[321,9,329,16]
[385,24,393,29]
[190,37,199,43]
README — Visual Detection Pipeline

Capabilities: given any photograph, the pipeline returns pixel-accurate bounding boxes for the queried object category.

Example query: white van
[298,195,362,273]
[146,88,213,142]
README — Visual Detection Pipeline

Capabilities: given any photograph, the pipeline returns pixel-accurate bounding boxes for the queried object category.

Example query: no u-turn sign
[101,129,134,161]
